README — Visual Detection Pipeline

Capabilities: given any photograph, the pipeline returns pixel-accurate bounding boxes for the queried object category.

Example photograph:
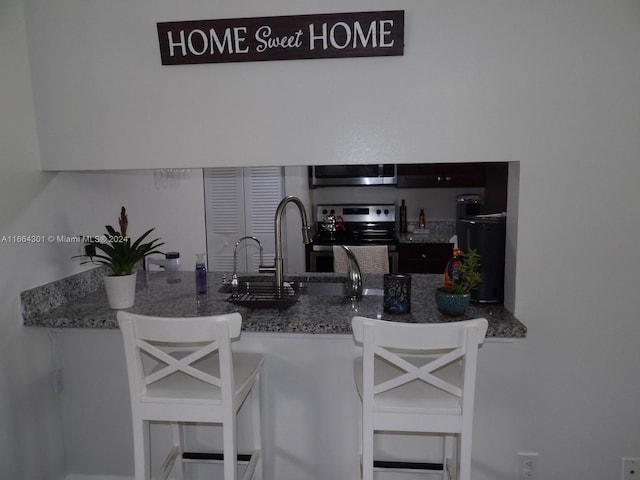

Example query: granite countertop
[397,219,456,244]
[397,232,455,244]
[21,268,526,338]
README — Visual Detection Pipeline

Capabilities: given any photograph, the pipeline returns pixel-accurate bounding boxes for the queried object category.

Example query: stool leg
[444,434,454,476]
[361,408,373,480]
[356,405,363,480]
[172,423,185,480]
[459,430,471,480]
[132,419,151,480]
[252,373,263,480]
[223,411,238,480]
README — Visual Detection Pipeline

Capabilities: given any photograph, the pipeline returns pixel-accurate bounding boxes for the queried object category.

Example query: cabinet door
[483,162,509,213]
[204,167,283,271]
[396,163,486,188]
[398,243,453,273]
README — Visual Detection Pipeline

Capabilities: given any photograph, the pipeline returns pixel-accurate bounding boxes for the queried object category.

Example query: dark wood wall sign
[157,11,404,65]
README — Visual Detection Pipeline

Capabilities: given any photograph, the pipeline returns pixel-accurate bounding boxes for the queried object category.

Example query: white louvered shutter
[204,167,283,272]
[243,167,283,270]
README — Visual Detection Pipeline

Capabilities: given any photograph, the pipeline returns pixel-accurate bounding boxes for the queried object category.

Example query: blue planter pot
[435,287,470,317]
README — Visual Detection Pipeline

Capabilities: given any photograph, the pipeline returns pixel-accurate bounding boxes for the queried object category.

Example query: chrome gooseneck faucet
[231,236,264,293]
[259,196,312,290]
[341,245,363,299]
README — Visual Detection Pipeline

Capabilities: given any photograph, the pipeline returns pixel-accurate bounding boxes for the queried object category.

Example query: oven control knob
[322,209,328,215]
[376,209,382,215]
[384,209,389,215]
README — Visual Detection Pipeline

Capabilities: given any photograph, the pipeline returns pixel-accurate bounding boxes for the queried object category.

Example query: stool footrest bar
[183,452,253,462]
[374,460,444,471]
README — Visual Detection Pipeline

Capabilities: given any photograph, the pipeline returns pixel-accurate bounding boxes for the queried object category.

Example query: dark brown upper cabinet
[396,163,486,188]
[483,162,509,214]
[397,162,508,213]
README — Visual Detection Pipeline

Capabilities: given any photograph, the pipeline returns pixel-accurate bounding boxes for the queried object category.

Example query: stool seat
[143,352,263,405]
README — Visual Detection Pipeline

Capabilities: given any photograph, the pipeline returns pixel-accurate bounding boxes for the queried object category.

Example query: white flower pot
[103,272,137,309]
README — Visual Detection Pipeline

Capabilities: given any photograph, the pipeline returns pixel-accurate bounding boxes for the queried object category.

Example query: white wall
[53,170,207,272]
[0,13,206,475]
[5,0,640,479]
[0,0,67,477]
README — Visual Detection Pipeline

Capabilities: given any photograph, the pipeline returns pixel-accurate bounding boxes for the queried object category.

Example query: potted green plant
[435,248,482,316]
[75,207,164,309]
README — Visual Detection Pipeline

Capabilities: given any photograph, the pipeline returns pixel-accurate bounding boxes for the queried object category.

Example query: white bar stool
[351,316,488,480]
[117,311,263,480]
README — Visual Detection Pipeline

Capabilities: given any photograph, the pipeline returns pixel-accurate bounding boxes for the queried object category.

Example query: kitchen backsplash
[20,266,107,320]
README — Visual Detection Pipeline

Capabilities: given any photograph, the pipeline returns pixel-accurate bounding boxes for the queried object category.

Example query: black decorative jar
[383,274,411,314]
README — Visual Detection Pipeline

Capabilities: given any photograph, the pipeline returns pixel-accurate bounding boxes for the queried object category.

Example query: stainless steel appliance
[456,193,482,219]
[307,204,399,272]
[308,165,397,187]
[456,215,506,303]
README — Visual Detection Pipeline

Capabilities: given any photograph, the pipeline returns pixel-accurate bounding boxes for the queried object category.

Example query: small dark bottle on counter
[399,199,407,233]
[195,253,207,294]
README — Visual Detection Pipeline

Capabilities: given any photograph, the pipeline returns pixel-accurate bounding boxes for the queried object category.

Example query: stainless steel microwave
[308,164,397,187]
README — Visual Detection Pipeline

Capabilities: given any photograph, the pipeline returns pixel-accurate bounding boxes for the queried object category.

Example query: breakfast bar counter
[21,268,526,479]
[22,268,526,338]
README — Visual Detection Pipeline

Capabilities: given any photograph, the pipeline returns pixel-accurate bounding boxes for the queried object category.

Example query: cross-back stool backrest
[117,311,242,407]
[351,317,488,413]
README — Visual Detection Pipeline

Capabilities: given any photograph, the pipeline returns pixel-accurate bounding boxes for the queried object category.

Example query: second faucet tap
[231,235,264,293]
[341,246,363,299]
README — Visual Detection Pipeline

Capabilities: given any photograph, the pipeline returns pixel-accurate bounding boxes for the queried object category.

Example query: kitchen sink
[221,277,382,309]
[360,287,384,296]
[296,282,383,297]
[224,281,300,309]
[296,281,345,296]
[218,278,271,294]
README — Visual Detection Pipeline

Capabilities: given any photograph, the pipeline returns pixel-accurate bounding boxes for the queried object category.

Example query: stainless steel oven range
[306,204,399,273]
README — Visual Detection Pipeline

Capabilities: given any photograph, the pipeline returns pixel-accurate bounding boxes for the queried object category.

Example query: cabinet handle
[421,254,427,259]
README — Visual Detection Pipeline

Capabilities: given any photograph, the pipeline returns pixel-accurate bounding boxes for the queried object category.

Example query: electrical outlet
[623,458,640,480]
[517,452,538,480]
